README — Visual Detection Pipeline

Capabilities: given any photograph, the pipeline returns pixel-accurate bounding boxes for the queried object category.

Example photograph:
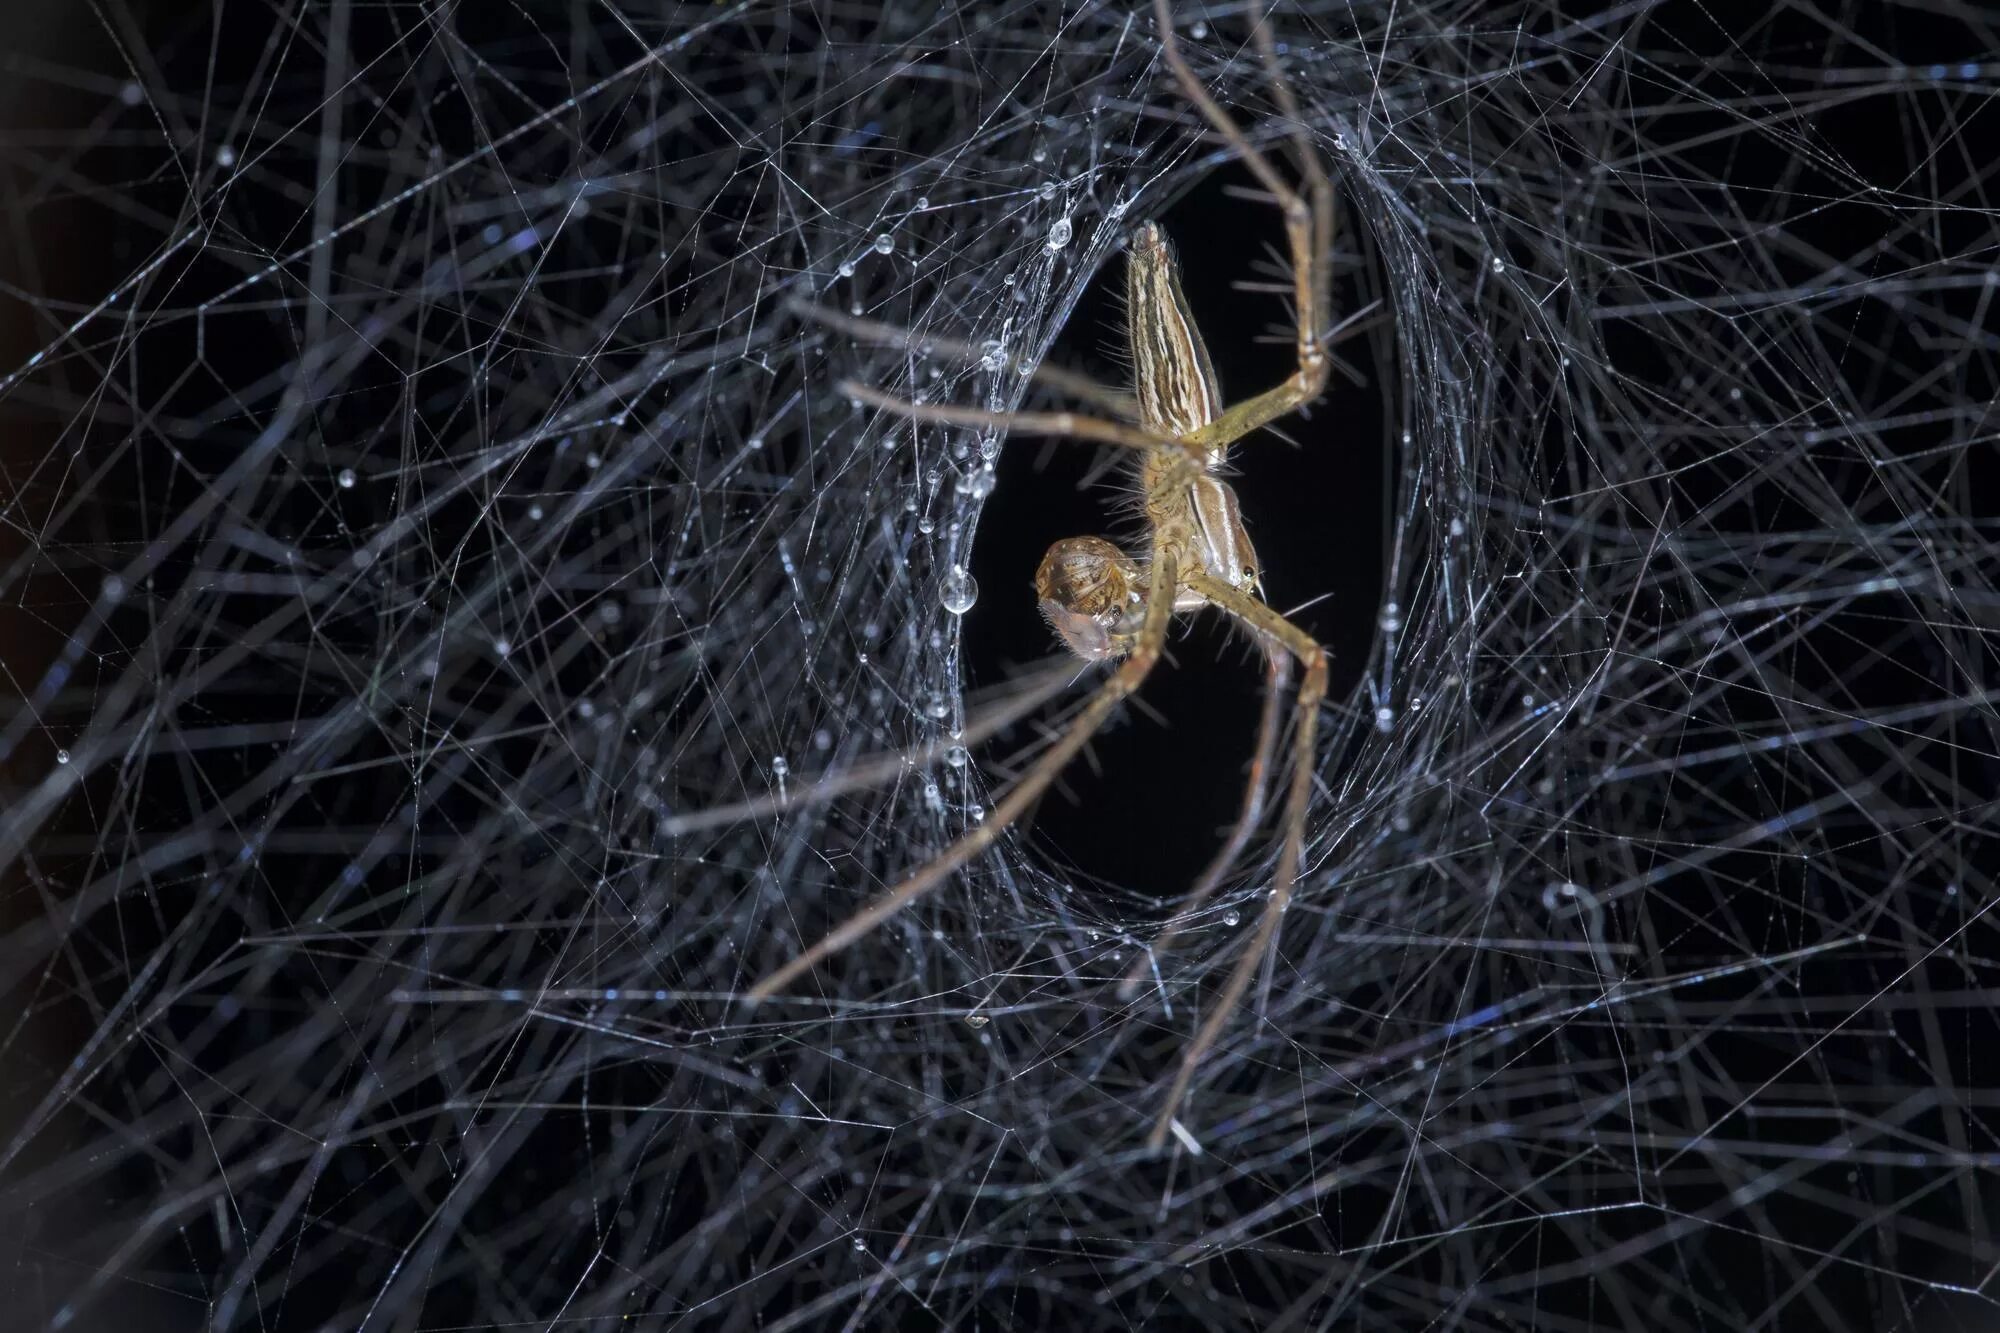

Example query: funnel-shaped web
[0,2,1995,1328]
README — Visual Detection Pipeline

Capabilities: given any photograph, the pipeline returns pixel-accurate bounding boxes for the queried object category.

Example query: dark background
[4,1,1995,1330]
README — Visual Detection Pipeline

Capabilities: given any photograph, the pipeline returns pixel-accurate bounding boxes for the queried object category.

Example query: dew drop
[1222,910,1240,927]
[872,233,895,255]
[337,468,356,489]
[1375,706,1395,733]
[960,467,995,500]
[1046,217,1073,251]
[964,1012,989,1028]
[55,749,71,765]
[940,567,979,614]
[945,745,969,768]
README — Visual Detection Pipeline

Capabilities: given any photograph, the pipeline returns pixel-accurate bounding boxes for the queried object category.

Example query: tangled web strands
[2,1,1996,1327]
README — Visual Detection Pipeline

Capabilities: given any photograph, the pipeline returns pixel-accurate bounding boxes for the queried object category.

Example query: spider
[749,0,1335,1150]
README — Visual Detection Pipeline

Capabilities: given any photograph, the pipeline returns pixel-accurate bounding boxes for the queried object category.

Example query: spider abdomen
[1035,536,1148,661]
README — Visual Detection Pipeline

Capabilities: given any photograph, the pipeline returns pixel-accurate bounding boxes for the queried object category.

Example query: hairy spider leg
[793,299,1136,418]
[1117,649,1290,1003]
[839,380,1202,465]
[1148,571,1329,1150]
[744,545,1181,1003]
[1153,0,1336,456]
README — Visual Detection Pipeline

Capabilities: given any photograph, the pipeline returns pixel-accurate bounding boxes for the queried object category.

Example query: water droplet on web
[1222,909,1240,927]
[55,749,71,766]
[1375,706,1396,732]
[852,1236,867,1251]
[964,1012,988,1028]
[959,467,995,500]
[837,261,854,278]
[1191,20,1209,39]
[771,756,789,777]
[979,341,1006,371]
[337,468,356,489]
[873,233,894,255]
[1046,217,1073,251]
[945,745,968,768]
[940,568,979,614]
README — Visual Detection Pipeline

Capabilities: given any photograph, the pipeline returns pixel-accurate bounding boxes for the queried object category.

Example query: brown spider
[749,0,1336,1150]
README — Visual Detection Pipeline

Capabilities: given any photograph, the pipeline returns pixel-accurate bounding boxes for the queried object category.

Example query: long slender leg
[664,659,1076,838]
[1118,646,1291,1002]
[1153,0,1337,453]
[1147,572,1328,1150]
[746,547,1182,1003]
[792,298,1136,418]
[842,381,1203,465]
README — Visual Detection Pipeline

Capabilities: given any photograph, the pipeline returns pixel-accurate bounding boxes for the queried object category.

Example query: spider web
[3,1,1997,1328]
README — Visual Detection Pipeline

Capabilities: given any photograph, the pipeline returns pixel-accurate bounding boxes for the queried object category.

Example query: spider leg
[663,660,1077,838]
[1153,0,1337,453]
[744,546,1182,1003]
[841,380,1203,463]
[1117,646,1291,1003]
[1147,571,1328,1150]
[793,299,1136,418]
